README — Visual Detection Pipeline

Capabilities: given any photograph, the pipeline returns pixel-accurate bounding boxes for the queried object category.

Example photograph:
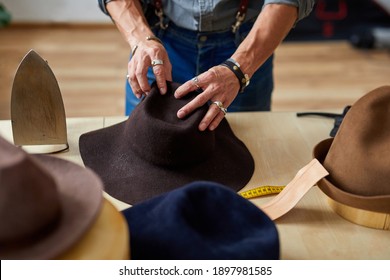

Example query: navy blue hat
[122,181,279,260]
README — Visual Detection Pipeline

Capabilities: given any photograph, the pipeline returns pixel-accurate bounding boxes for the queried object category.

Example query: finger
[208,110,226,131]
[144,45,168,94]
[128,77,144,99]
[177,91,211,119]
[135,60,151,94]
[198,103,222,131]
[151,48,172,94]
[174,79,200,99]
[152,64,167,94]
[164,61,173,81]
[152,57,172,95]
[127,62,143,99]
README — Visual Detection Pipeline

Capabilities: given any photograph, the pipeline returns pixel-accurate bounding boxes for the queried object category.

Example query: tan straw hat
[313,86,390,229]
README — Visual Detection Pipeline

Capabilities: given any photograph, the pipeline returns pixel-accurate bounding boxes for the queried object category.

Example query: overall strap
[153,0,167,29]
[152,0,249,33]
[232,0,249,33]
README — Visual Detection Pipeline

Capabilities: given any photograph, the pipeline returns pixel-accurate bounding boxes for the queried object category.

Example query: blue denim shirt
[98,0,315,31]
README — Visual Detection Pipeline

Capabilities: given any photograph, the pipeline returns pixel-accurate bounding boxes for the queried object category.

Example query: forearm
[231,3,298,77]
[106,0,154,48]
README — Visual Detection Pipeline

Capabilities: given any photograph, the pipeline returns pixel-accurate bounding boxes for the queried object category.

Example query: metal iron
[11,50,68,154]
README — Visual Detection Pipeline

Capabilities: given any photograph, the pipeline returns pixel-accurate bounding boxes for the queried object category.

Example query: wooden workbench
[1,112,389,259]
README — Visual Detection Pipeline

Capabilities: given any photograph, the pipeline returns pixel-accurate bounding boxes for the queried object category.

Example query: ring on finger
[151,59,164,66]
[212,101,227,115]
[191,76,201,90]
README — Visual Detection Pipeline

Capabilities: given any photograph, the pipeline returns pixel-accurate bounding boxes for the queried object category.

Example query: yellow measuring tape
[239,185,285,199]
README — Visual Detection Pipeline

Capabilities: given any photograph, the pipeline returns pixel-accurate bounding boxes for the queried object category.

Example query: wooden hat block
[327,198,390,231]
[58,199,130,260]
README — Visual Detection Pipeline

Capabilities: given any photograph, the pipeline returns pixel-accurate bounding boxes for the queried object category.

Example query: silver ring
[212,101,227,115]
[151,59,164,66]
[126,74,130,79]
[191,76,201,89]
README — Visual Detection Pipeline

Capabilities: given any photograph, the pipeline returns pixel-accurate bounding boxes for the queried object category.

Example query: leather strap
[260,159,329,220]
[232,0,249,33]
[220,58,250,93]
[154,0,162,9]
[238,0,249,16]
[153,0,167,29]
[153,0,248,13]
[152,0,249,33]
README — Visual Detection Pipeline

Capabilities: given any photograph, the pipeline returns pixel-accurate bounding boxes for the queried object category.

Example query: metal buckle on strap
[153,0,168,30]
[232,11,246,33]
[154,7,168,30]
[232,0,248,33]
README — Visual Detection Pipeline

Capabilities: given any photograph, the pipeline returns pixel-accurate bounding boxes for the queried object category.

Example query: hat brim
[313,138,390,213]
[79,118,254,205]
[2,155,103,260]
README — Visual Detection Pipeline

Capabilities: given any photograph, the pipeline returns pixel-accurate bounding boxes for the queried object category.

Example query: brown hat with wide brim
[313,86,390,216]
[0,136,103,259]
[79,81,254,205]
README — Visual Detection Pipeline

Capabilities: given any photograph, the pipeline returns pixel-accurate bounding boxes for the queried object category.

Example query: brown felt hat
[0,136,103,260]
[313,86,390,214]
[79,81,254,205]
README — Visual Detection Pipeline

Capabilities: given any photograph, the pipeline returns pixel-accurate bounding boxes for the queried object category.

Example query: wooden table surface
[1,112,389,260]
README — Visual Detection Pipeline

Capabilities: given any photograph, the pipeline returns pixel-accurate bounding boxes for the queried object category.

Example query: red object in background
[316,0,348,38]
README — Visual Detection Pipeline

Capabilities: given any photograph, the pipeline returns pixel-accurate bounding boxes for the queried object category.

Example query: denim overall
[125,18,273,115]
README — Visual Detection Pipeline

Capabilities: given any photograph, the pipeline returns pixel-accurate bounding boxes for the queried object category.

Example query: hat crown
[123,181,280,260]
[126,82,215,167]
[0,138,61,244]
[79,81,255,205]
[318,86,390,213]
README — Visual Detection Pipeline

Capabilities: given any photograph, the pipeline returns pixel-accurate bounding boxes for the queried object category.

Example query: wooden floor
[0,25,389,120]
